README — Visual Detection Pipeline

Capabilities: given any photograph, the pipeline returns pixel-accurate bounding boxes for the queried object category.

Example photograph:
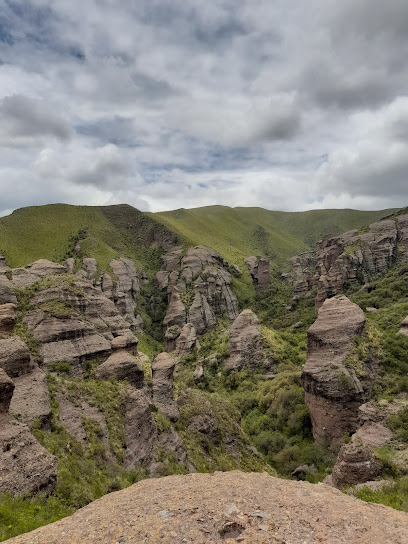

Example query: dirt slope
[6,471,408,544]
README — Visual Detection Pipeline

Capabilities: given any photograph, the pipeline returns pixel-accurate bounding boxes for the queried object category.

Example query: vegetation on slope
[152,205,394,264]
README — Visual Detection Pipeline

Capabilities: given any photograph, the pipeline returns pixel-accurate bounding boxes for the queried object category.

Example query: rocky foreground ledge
[6,471,408,544]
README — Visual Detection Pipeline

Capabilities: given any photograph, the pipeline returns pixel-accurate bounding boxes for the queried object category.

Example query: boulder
[152,353,179,421]
[0,414,57,497]
[164,324,182,352]
[225,310,262,371]
[331,422,393,489]
[0,302,17,333]
[0,336,32,378]
[124,389,157,469]
[0,368,14,413]
[95,351,144,388]
[0,275,17,304]
[9,365,52,427]
[111,331,138,354]
[399,316,408,336]
[301,296,376,444]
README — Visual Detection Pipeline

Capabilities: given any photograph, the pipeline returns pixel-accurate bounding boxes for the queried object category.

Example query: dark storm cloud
[0,95,71,146]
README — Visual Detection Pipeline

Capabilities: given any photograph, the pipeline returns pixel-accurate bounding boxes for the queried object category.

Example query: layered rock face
[23,277,132,373]
[301,296,376,443]
[151,352,179,421]
[314,215,408,309]
[225,309,262,371]
[290,251,317,296]
[244,256,270,291]
[0,336,32,377]
[159,246,239,340]
[289,213,408,309]
[0,364,57,497]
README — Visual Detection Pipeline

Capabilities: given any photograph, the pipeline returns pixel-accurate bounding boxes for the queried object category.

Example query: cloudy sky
[0,0,407,216]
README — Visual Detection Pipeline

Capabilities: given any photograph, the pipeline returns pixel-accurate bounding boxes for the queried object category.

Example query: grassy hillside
[152,206,396,265]
[0,204,178,272]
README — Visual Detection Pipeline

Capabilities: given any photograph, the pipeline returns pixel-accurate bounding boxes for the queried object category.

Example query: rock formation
[10,259,67,289]
[0,367,14,413]
[225,309,262,371]
[124,389,157,469]
[399,316,408,336]
[0,336,32,377]
[95,351,144,388]
[244,256,270,291]
[290,251,317,296]
[160,246,239,338]
[9,365,52,427]
[289,213,408,309]
[0,303,17,333]
[0,368,57,497]
[8,471,408,544]
[108,257,142,330]
[329,401,403,489]
[301,296,376,443]
[0,275,17,304]
[151,353,179,421]
[174,323,200,358]
[23,276,134,373]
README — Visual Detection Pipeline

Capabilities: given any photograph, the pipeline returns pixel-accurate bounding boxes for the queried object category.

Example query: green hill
[0,204,179,271]
[151,206,396,265]
[0,203,396,271]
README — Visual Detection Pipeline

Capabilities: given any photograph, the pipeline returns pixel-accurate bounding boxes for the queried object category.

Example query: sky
[0,0,408,216]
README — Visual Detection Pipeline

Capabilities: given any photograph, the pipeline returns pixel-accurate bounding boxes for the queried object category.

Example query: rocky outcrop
[82,258,98,280]
[399,316,408,336]
[9,365,52,427]
[23,277,134,373]
[0,368,14,413]
[11,471,408,544]
[124,389,157,469]
[0,414,58,497]
[152,353,179,421]
[108,258,141,331]
[110,330,138,354]
[163,287,186,334]
[95,351,144,388]
[0,251,9,273]
[0,303,17,333]
[0,366,57,497]
[0,336,32,378]
[0,275,17,305]
[244,256,270,291]
[187,285,217,334]
[290,251,317,295]
[329,401,404,489]
[10,259,67,288]
[225,309,262,371]
[161,246,239,337]
[301,296,376,444]
[174,323,200,358]
[314,214,408,309]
